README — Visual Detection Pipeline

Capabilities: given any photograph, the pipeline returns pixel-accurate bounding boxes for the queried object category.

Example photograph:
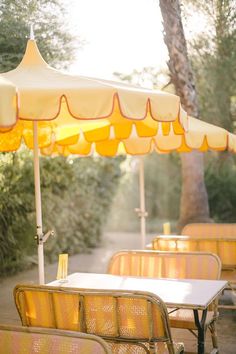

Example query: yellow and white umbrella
[39,116,236,249]
[0,34,188,284]
[0,75,18,130]
[3,34,235,282]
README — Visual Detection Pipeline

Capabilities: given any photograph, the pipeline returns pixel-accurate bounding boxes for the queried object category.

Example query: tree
[159,0,210,229]
[114,66,171,91]
[0,0,78,71]
[182,0,236,131]
[181,1,236,223]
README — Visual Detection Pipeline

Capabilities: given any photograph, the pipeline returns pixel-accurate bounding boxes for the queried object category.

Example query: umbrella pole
[33,121,45,284]
[138,156,147,249]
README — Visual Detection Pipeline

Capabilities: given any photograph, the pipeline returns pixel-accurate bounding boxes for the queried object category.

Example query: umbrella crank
[135,208,148,249]
[35,230,55,245]
[134,208,148,218]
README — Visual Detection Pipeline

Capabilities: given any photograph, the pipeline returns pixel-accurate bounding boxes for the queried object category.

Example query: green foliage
[114,66,171,91]
[182,0,236,131]
[0,152,35,275]
[0,151,123,275]
[205,154,236,222]
[0,0,78,71]
[145,153,181,222]
[41,156,123,262]
[107,154,181,233]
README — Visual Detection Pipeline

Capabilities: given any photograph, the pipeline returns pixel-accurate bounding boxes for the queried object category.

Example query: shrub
[42,156,123,262]
[107,153,181,232]
[0,152,123,276]
[0,152,35,275]
[205,153,236,222]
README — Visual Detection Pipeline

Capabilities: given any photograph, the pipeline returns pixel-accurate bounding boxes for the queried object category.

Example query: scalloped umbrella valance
[39,116,236,156]
[38,116,236,249]
[0,36,189,284]
[0,76,18,130]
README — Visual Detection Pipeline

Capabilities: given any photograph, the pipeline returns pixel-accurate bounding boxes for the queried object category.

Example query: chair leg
[209,321,219,351]
[149,341,156,354]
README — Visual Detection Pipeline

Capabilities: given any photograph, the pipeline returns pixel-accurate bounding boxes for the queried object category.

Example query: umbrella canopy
[0,36,189,284]
[0,76,18,130]
[1,39,188,140]
[38,116,236,249]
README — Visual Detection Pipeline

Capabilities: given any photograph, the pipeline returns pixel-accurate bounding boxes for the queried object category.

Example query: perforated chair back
[14,285,183,354]
[180,223,236,268]
[181,223,236,238]
[0,324,111,354]
[107,250,221,280]
[152,232,236,269]
[107,249,221,352]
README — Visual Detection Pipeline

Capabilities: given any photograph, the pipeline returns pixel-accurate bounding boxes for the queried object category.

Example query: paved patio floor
[0,231,235,353]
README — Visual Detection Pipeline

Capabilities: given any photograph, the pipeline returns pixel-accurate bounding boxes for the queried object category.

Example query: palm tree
[159,0,210,229]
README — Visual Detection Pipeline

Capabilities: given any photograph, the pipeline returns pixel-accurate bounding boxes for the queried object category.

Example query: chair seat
[168,309,218,330]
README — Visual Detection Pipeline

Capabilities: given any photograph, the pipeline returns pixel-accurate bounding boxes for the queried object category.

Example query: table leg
[193,309,207,354]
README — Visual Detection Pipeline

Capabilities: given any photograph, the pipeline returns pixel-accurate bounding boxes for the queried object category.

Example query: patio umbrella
[0,76,18,130]
[0,35,188,284]
[40,116,236,248]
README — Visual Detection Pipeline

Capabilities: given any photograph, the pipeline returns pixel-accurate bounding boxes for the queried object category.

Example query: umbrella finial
[17,25,47,67]
[30,24,35,40]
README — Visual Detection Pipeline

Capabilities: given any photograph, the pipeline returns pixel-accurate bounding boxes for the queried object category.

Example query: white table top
[48,272,227,310]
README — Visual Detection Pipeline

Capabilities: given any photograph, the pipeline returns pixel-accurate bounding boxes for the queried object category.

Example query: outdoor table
[48,272,227,354]
[145,234,193,249]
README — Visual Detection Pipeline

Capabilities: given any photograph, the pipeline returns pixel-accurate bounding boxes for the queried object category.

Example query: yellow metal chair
[107,250,222,352]
[0,324,111,353]
[181,223,236,289]
[181,223,236,239]
[14,285,184,354]
[152,233,236,269]
[152,230,236,299]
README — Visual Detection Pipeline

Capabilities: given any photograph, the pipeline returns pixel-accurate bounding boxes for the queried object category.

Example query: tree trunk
[159,0,210,230]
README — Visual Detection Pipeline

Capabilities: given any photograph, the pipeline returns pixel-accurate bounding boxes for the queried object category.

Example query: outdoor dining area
[1,9,236,353]
[0,232,234,354]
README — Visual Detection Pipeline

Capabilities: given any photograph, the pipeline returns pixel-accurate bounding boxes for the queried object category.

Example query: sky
[65,0,168,80]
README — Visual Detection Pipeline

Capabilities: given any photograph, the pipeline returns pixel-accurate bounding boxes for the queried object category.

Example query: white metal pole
[139,156,146,249]
[33,121,45,284]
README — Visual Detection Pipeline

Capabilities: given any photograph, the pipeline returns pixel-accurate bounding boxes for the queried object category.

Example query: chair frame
[151,234,236,305]
[181,223,236,239]
[107,249,222,353]
[0,323,111,353]
[152,234,236,268]
[14,285,183,354]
